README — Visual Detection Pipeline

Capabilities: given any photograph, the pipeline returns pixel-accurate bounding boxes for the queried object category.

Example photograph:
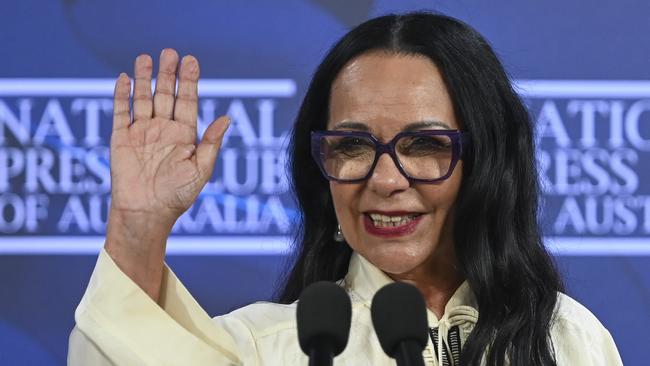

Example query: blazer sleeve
[67,248,242,366]
[552,294,624,366]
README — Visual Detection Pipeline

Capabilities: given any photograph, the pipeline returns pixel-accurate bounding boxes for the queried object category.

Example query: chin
[363,244,430,276]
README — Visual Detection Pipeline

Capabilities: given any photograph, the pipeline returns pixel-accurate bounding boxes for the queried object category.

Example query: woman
[68,12,623,366]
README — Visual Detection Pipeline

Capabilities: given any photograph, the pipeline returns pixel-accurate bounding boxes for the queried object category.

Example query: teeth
[368,213,418,227]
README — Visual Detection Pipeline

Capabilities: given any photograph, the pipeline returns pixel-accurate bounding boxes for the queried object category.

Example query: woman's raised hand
[105,49,229,301]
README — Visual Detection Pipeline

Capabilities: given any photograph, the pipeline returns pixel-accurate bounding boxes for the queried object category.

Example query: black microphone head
[371,282,428,357]
[296,281,352,356]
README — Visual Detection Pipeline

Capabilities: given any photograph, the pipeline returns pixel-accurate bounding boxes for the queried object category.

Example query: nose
[366,153,410,197]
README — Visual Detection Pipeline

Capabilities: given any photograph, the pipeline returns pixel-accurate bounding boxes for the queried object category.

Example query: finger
[196,116,231,180]
[174,55,199,127]
[112,73,131,131]
[133,54,153,121]
[153,48,179,119]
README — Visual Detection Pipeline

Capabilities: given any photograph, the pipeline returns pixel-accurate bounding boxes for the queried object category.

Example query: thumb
[196,115,231,180]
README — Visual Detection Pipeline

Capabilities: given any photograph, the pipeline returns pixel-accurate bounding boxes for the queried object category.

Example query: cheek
[421,164,463,209]
[329,183,359,219]
[416,164,463,242]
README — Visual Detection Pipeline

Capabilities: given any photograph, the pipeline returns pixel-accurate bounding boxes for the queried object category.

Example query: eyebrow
[332,120,452,132]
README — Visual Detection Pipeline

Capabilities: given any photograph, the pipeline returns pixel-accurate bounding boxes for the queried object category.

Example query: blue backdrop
[0,0,648,364]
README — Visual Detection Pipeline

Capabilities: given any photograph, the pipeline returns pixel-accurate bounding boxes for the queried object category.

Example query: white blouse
[68,249,623,365]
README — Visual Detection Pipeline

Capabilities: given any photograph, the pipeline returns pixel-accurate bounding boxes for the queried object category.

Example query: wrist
[104,207,175,302]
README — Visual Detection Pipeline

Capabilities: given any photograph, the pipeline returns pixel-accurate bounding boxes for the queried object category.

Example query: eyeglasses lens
[319,134,454,181]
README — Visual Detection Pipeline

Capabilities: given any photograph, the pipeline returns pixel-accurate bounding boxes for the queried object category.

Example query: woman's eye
[329,137,374,157]
[337,137,370,149]
[412,137,434,146]
[413,137,439,147]
[401,136,450,153]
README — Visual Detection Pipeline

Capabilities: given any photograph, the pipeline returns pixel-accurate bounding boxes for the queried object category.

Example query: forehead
[327,52,458,134]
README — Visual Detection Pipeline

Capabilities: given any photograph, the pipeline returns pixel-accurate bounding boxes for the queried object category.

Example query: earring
[334,224,345,242]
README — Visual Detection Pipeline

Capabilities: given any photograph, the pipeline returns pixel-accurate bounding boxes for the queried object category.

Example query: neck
[387,249,464,319]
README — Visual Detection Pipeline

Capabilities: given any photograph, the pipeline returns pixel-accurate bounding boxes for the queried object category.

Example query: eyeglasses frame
[310,129,470,184]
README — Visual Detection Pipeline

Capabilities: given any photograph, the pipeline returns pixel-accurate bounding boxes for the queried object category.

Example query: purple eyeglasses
[310,130,469,183]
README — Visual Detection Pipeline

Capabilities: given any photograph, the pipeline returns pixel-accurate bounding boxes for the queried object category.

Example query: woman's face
[327,52,463,277]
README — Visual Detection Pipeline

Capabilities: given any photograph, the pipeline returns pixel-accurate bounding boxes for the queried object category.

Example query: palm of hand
[110,118,200,215]
[109,49,229,222]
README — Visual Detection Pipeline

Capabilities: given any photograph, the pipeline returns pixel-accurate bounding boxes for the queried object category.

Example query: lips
[363,211,423,237]
[368,212,420,227]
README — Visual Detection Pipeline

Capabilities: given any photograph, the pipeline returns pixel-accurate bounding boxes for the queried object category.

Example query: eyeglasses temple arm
[459,131,471,157]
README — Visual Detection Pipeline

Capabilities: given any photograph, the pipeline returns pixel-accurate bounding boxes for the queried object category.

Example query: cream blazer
[68,249,623,365]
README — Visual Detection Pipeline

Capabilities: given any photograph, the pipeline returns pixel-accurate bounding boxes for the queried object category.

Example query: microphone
[371,282,428,366]
[296,281,352,366]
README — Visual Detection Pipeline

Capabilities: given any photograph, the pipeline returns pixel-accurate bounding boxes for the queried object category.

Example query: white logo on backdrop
[0,79,648,255]
[517,80,650,255]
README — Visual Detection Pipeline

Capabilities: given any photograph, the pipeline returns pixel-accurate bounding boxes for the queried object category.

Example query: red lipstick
[363,212,422,238]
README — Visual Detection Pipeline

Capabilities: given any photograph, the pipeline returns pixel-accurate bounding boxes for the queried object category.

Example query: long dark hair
[277,12,563,366]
